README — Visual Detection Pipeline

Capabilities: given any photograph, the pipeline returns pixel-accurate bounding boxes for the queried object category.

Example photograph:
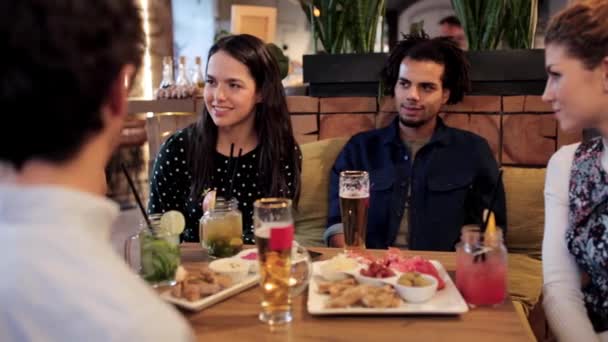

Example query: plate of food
[307,248,469,315]
[160,259,259,311]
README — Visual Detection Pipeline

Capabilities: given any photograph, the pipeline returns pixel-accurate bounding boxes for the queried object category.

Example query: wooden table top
[177,243,532,342]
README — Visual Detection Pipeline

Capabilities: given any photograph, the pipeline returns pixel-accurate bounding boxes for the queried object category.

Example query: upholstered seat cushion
[294,138,348,247]
[502,167,546,259]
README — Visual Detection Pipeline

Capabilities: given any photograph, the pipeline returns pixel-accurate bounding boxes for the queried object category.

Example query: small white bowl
[318,258,360,281]
[235,249,259,273]
[353,270,398,287]
[209,258,250,283]
[393,274,438,303]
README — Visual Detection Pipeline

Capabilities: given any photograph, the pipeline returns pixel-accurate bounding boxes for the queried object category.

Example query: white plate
[161,274,259,311]
[307,260,469,315]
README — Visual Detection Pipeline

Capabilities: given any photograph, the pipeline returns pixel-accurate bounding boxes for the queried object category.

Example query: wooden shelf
[127,98,204,114]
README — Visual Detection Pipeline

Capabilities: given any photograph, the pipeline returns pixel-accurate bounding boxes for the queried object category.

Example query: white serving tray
[307,260,469,315]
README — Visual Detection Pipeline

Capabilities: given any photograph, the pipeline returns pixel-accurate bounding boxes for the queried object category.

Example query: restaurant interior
[106,0,574,341]
[6,0,600,341]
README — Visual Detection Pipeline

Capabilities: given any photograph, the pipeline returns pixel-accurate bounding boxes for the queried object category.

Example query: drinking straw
[121,163,152,230]
[224,143,235,198]
[227,148,243,198]
[474,168,503,263]
[481,169,503,234]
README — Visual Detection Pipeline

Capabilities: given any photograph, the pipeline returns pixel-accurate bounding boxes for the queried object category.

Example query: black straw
[474,168,503,263]
[224,143,235,198]
[481,168,503,233]
[121,163,151,229]
[227,148,243,197]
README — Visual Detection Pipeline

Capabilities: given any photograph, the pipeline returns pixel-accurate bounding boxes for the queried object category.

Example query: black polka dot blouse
[147,126,300,244]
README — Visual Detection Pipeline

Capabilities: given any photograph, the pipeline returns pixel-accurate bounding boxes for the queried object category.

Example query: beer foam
[339,191,369,199]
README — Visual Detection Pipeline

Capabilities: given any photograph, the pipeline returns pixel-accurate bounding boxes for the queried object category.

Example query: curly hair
[382,33,470,104]
[0,0,145,169]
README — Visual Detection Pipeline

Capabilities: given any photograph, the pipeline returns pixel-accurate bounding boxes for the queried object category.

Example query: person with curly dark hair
[326,34,506,251]
[0,1,193,340]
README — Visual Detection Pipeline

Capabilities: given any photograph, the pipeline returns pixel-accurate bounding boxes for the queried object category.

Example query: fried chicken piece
[199,282,221,296]
[215,274,232,289]
[326,286,366,308]
[183,282,201,301]
[170,282,183,298]
[317,278,356,295]
[200,267,217,284]
[361,286,401,308]
[328,283,355,298]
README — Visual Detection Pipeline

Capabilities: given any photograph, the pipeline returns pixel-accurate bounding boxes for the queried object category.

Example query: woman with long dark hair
[148,34,301,243]
[542,0,608,340]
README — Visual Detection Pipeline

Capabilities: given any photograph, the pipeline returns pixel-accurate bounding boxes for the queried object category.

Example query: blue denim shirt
[326,117,507,251]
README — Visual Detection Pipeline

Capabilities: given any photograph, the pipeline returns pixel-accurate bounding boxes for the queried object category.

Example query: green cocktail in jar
[140,230,181,285]
[125,211,185,287]
[200,197,243,258]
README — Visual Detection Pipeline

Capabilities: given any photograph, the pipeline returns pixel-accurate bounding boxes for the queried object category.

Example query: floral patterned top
[568,137,608,332]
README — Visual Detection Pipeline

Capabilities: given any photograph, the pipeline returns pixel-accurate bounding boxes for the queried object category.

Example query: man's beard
[399,114,434,128]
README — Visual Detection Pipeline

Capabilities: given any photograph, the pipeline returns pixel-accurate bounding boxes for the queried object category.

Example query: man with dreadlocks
[325,34,506,251]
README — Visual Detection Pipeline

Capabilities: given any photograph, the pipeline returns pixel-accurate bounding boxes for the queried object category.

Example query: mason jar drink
[455,225,508,307]
[200,197,243,258]
[125,213,181,287]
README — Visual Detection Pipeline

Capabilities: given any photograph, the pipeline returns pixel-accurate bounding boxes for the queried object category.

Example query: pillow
[294,138,348,247]
[502,167,546,259]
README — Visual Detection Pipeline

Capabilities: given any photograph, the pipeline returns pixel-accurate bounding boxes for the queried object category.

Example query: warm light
[313,7,320,17]
[140,0,153,99]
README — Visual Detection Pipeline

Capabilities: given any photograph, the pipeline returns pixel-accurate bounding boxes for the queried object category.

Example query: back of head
[382,33,470,104]
[439,15,462,27]
[0,0,144,169]
[545,0,608,69]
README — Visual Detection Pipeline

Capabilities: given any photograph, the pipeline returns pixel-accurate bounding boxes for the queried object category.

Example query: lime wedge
[159,210,186,235]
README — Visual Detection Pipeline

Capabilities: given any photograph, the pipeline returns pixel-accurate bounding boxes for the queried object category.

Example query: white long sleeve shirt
[543,143,608,342]
[0,184,194,342]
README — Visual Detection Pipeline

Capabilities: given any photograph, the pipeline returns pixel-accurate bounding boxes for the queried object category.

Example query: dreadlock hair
[382,32,471,104]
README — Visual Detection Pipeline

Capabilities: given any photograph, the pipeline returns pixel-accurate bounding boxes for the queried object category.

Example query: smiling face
[204,50,261,130]
[394,57,450,128]
[542,44,608,132]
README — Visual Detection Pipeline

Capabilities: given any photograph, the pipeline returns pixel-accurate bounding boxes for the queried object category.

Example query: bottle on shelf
[175,56,191,86]
[159,56,174,89]
[191,56,205,94]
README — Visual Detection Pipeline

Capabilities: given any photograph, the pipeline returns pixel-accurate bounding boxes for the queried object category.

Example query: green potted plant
[452,0,546,95]
[301,0,388,97]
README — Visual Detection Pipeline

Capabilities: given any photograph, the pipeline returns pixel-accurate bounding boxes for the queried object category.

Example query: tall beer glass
[339,171,369,252]
[254,198,294,325]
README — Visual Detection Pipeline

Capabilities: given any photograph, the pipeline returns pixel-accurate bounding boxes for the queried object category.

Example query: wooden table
[178,243,532,342]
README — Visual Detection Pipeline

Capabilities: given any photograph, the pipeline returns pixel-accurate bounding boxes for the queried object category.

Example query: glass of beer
[339,171,369,252]
[254,198,294,325]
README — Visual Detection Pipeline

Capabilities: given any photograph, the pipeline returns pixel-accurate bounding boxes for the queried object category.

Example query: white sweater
[543,143,608,342]
[0,185,194,342]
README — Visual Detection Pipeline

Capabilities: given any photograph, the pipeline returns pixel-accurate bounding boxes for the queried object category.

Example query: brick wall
[287,95,582,167]
[145,95,581,167]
